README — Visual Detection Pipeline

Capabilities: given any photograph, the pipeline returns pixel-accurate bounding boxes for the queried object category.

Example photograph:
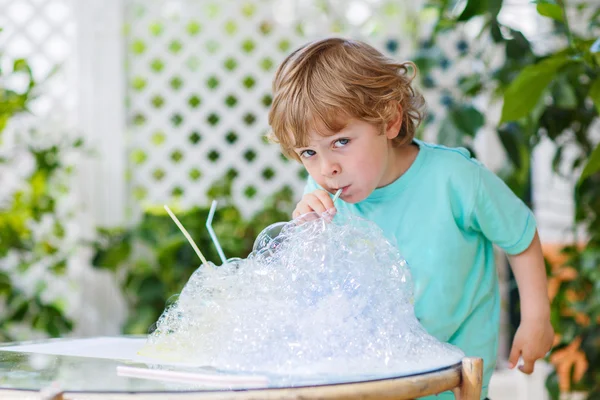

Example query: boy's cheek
[304,166,319,180]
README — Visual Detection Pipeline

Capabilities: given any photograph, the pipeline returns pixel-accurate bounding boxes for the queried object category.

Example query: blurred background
[0,0,598,399]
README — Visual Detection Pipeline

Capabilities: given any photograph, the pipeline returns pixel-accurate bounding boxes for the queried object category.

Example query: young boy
[267,38,554,399]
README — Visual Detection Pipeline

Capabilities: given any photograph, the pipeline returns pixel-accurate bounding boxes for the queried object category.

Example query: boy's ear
[385,103,403,139]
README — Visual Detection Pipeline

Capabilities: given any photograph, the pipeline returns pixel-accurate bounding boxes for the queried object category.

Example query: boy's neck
[377,141,419,188]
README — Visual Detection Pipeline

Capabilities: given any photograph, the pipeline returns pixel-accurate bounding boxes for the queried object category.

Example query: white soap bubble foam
[141,212,463,382]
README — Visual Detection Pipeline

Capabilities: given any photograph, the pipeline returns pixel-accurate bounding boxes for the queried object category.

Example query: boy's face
[292,118,401,204]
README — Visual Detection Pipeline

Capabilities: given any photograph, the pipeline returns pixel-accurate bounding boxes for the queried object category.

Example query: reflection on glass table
[0,336,482,399]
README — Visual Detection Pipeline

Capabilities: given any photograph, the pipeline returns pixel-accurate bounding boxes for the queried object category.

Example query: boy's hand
[293,190,336,219]
[508,317,554,374]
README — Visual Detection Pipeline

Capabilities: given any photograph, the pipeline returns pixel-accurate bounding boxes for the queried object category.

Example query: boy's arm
[506,230,554,374]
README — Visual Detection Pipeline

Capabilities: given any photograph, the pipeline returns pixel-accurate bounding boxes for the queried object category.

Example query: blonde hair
[268,37,425,161]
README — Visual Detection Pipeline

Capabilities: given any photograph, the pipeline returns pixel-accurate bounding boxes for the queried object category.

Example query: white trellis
[0,0,76,127]
[123,0,427,218]
[0,0,129,337]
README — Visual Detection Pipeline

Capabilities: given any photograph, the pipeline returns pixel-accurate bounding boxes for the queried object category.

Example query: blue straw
[206,200,227,265]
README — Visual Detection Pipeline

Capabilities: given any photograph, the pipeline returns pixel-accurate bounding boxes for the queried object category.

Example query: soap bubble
[252,221,287,253]
[141,212,464,383]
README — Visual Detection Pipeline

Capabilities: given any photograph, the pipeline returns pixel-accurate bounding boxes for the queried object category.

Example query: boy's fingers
[507,345,520,369]
[293,203,313,218]
[519,358,535,374]
[293,190,336,220]
[305,195,328,215]
[314,190,335,210]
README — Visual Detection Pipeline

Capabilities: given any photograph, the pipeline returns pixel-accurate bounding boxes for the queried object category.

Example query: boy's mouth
[331,185,350,194]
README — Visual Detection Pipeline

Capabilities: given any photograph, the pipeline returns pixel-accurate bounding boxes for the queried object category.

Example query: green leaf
[450,105,485,136]
[590,8,600,31]
[545,371,560,400]
[488,0,503,17]
[137,276,166,304]
[124,307,159,335]
[13,59,30,73]
[579,142,600,183]
[9,300,29,322]
[412,46,446,75]
[540,106,574,140]
[497,123,524,169]
[50,259,67,275]
[536,3,564,22]
[500,55,571,123]
[552,146,563,172]
[92,230,132,270]
[458,74,484,96]
[490,20,503,42]
[552,79,577,109]
[457,0,488,21]
[590,77,600,115]
[505,29,533,62]
[12,59,35,90]
[437,116,463,147]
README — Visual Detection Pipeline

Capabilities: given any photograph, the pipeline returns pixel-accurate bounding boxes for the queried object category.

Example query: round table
[0,337,482,399]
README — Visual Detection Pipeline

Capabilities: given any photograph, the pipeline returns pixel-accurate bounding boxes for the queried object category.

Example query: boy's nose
[320,159,341,177]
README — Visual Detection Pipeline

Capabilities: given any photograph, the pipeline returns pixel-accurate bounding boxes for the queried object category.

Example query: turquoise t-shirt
[303,140,536,399]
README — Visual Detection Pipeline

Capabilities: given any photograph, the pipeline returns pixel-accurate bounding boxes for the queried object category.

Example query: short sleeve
[467,165,537,255]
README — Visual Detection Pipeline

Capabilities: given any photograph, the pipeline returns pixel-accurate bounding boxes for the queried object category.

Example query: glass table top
[0,336,461,393]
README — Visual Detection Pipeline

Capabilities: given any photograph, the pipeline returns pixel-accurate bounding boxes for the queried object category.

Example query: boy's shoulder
[417,140,481,166]
[416,140,484,179]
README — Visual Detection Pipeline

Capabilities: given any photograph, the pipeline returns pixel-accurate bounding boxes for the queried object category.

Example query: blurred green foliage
[92,176,294,334]
[0,55,35,142]
[0,136,84,339]
[419,0,600,398]
[0,31,78,340]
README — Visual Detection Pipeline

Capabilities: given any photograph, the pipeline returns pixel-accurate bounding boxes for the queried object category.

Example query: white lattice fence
[0,0,76,130]
[124,0,462,216]
[0,0,131,337]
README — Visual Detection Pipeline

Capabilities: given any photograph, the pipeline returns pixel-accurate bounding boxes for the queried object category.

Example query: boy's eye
[334,138,349,148]
[300,149,316,158]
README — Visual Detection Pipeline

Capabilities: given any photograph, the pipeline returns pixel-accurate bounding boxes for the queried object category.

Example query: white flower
[0,167,25,208]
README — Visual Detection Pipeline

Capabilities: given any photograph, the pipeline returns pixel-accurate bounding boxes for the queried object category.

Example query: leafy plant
[418,0,599,398]
[92,176,295,334]
[0,48,36,142]
[0,36,83,340]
